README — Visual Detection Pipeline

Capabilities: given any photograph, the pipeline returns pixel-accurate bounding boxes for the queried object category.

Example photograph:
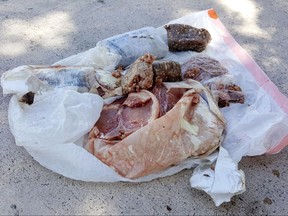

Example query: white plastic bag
[53,46,121,71]
[8,89,103,148]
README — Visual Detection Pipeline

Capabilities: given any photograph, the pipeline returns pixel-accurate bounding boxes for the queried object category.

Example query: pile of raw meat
[84,24,245,178]
[2,24,245,179]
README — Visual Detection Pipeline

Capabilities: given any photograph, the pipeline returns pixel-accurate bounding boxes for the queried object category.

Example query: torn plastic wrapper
[191,146,245,206]
[1,9,288,206]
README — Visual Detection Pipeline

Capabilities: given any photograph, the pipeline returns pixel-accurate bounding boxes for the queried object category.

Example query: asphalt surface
[0,0,287,215]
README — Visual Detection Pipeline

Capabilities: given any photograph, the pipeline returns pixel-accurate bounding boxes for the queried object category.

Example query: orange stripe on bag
[208,9,218,19]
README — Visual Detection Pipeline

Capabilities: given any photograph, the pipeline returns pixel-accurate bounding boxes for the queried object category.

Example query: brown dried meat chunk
[164,24,211,52]
[152,60,182,83]
[121,54,155,94]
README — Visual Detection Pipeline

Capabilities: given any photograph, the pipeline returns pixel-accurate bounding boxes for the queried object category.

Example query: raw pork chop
[86,90,159,153]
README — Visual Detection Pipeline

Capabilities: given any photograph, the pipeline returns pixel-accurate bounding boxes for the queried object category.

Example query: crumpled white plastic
[8,89,103,148]
[190,146,245,206]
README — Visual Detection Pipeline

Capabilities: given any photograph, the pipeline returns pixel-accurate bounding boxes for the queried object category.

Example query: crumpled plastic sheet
[1,9,288,206]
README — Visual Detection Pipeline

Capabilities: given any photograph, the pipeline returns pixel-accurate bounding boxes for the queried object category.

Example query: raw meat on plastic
[2,9,288,207]
[182,56,228,82]
[87,90,159,144]
[86,80,226,179]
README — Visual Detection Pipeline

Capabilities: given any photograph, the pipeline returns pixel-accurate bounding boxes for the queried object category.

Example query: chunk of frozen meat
[164,24,211,52]
[121,54,155,94]
[152,60,182,83]
[182,56,228,82]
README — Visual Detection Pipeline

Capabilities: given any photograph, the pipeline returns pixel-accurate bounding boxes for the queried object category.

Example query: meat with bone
[205,76,245,108]
[164,24,212,52]
[86,80,225,179]
[121,54,155,94]
[152,60,182,83]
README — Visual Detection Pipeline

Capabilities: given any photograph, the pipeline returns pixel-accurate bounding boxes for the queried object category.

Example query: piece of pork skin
[87,80,226,179]
[121,54,155,94]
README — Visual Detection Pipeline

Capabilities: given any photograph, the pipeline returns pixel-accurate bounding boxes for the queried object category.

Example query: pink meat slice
[88,90,160,143]
[151,83,187,117]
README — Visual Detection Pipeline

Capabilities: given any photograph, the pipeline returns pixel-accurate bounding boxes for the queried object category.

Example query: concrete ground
[0,0,287,215]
